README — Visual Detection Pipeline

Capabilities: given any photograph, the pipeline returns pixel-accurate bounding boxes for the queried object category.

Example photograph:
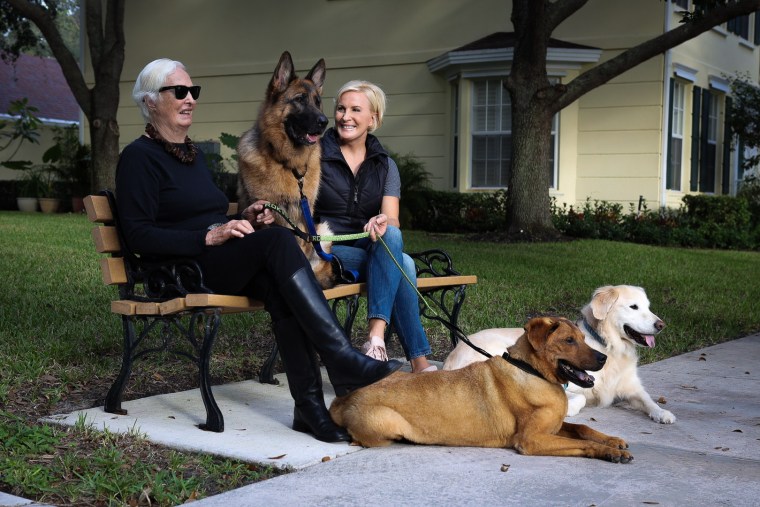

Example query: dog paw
[605,448,634,464]
[603,436,629,450]
[651,409,676,424]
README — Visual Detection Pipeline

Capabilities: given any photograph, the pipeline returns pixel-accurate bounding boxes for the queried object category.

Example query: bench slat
[185,293,255,309]
[100,257,127,285]
[417,275,478,290]
[92,225,121,253]
[84,195,113,223]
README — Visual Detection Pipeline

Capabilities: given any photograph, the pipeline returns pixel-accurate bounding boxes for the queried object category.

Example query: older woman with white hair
[115,59,401,443]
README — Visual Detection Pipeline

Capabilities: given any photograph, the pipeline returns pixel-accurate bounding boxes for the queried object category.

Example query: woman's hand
[242,200,275,227]
[364,214,388,242]
[205,219,254,246]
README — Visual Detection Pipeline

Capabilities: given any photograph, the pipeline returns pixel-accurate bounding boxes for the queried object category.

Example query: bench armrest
[409,249,461,278]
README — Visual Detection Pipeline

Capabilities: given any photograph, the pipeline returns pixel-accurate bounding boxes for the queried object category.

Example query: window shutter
[699,90,711,192]
[665,79,676,189]
[690,86,702,192]
[722,96,732,195]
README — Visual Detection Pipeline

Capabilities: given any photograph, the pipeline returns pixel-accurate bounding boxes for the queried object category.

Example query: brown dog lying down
[330,317,633,463]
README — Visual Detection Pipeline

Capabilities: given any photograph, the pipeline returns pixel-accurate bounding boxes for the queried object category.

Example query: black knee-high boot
[280,267,403,396]
[273,318,350,442]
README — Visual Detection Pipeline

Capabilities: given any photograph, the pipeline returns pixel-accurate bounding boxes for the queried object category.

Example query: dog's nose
[655,319,666,331]
[595,350,607,365]
[318,114,328,129]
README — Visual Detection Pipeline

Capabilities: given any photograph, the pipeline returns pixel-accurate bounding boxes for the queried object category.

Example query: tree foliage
[1,0,126,193]
[726,73,760,174]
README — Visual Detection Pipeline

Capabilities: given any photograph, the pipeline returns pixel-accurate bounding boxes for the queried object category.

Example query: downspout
[660,0,673,208]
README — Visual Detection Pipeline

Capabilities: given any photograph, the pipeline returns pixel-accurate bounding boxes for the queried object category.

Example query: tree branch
[555,0,760,112]
[4,0,91,118]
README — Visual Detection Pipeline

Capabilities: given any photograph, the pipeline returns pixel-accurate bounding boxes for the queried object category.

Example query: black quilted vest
[315,128,389,239]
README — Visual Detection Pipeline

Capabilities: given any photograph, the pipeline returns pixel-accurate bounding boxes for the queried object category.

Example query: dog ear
[306,59,326,94]
[525,316,556,351]
[269,51,295,96]
[590,286,619,320]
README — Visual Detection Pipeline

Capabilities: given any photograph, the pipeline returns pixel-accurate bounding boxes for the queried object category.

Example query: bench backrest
[84,193,213,302]
[84,194,126,286]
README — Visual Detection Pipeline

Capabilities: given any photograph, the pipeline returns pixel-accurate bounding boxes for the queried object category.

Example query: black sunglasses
[158,85,201,100]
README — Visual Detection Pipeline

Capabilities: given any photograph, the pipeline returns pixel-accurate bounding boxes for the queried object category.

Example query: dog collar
[581,318,607,347]
[501,351,549,383]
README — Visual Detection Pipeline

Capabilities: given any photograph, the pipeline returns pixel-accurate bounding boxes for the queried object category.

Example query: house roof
[451,31,599,52]
[0,54,79,123]
[427,31,602,74]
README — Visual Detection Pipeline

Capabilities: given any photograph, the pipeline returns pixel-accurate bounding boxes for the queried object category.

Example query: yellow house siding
[78,0,759,207]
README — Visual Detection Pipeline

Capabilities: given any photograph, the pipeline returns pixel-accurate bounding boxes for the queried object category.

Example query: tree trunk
[89,115,120,193]
[508,96,556,237]
[505,0,561,239]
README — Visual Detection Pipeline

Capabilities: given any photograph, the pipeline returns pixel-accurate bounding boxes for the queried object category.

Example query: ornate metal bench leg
[196,310,224,432]
[259,341,279,385]
[331,295,360,336]
[104,316,135,415]
[448,286,467,348]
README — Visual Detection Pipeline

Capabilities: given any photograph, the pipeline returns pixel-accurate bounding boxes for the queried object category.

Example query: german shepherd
[237,51,335,288]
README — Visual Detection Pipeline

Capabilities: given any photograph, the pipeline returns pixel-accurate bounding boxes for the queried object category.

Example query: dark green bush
[410,189,507,232]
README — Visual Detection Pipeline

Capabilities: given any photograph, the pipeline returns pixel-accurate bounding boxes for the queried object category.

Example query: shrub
[551,195,759,250]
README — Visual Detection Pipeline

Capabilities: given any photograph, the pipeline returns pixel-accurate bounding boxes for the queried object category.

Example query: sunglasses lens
[160,85,201,100]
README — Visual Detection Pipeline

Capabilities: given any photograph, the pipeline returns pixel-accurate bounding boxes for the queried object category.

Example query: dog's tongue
[306,134,319,144]
[644,335,656,348]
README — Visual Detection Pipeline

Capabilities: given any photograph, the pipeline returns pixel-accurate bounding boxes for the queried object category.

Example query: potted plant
[37,166,62,213]
[43,126,90,213]
[15,168,43,212]
[1,98,44,211]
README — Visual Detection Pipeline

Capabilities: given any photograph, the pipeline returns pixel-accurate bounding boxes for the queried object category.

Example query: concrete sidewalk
[42,334,760,507]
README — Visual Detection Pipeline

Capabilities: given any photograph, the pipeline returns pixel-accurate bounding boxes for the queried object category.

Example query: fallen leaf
[679,385,698,390]
[321,456,331,462]
[643,502,660,505]
[152,372,164,381]
[168,415,175,419]
[590,417,597,422]
[733,429,743,433]
[500,464,510,472]
[641,431,653,435]
[698,357,706,361]
[657,396,667,404]
[268,454,286,460]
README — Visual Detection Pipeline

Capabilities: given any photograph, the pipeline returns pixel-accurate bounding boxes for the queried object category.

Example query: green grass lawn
[1,210,759,506]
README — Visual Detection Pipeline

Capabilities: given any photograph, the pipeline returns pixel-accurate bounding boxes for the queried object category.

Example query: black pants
[194,227,309,322]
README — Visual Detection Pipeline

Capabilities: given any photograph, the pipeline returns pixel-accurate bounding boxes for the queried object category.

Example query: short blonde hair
[132,58,186,122]
[335,80,387,132]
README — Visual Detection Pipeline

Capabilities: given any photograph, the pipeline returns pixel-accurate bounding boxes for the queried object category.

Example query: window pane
[470,78,554,189]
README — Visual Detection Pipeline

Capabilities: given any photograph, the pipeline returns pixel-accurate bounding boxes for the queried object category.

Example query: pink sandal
[361,336,388,361]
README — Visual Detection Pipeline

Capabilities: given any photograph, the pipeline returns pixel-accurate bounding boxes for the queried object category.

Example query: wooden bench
[84,191,477,433]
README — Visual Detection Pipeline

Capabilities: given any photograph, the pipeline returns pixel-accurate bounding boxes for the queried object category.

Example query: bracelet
[207,223,224,231]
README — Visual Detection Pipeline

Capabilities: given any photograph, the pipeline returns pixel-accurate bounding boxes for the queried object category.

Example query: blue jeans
[332,226,432,360]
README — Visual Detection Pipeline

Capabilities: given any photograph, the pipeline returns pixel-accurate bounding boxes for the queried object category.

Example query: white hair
[132,58,186,122]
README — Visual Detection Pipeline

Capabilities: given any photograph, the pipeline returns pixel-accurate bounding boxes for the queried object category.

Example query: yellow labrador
[443,285,674,423]
[330,317,633,463]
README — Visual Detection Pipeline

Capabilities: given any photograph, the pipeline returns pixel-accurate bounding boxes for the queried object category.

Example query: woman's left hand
[365,214,388,242]
[242,200,275,227]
